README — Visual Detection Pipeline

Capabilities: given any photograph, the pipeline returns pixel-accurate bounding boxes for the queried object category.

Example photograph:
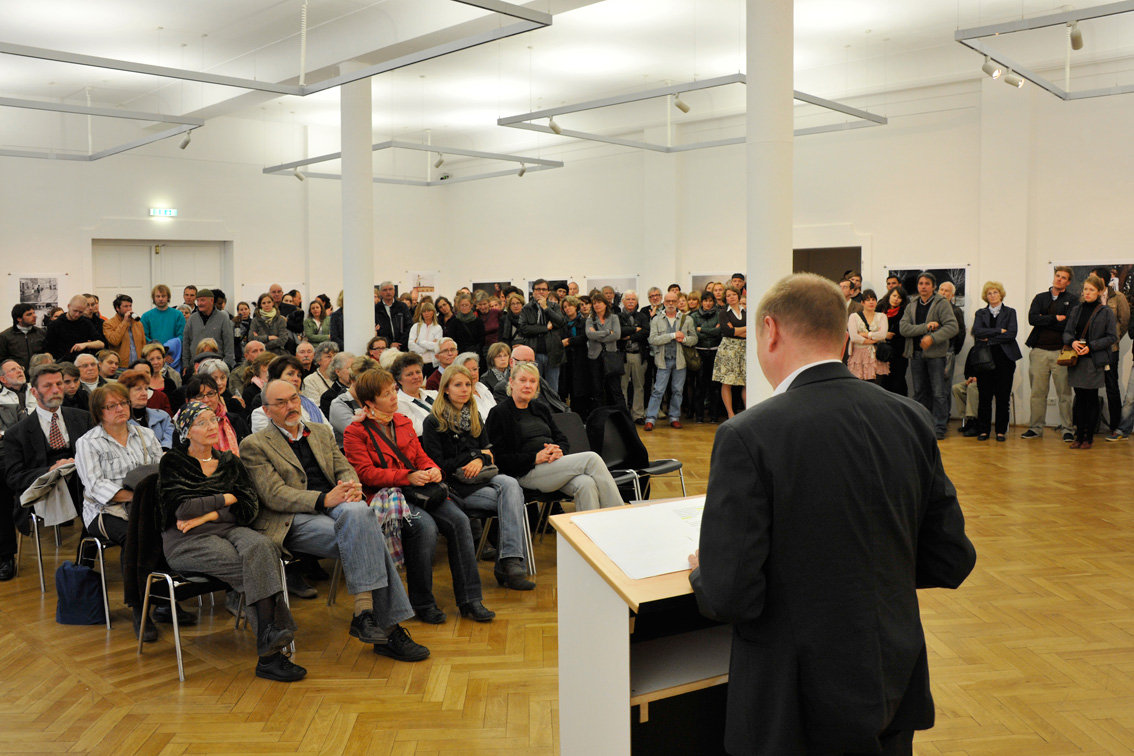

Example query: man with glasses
[425,338,459,391]
[240,379,428,662]
[518,279,567,393]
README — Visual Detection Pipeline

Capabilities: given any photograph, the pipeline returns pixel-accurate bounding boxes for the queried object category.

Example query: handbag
[966,342,996,374]
[462,462,499,484]
[55,560,106,625]
[602,349,626,376]
[1056,305,1103,367]
[856,312,892,362]
[678,314,701,371]
[361,419,449,511]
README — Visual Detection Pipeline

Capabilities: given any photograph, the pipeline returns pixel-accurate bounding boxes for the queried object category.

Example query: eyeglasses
[533,286,549,292]
[268,395,302,409]
[104,401,130,412]
[196,390,219,400]
[192,416,220,428]
[439,348,457,354]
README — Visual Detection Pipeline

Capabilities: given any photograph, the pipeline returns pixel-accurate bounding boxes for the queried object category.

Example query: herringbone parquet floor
[2,421,1134,755]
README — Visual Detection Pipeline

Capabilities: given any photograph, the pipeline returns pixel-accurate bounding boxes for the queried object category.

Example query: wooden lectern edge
[549,498,696,613]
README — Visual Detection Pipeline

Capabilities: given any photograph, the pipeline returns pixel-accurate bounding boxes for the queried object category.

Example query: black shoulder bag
[361,420,449,511]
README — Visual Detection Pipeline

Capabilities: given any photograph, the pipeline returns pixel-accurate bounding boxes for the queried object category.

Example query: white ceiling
[3,0,1134,162]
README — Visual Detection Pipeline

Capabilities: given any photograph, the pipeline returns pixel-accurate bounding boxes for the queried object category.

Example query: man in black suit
[374,281,411,350]
[2,363,94,529]
[690,274,976,756]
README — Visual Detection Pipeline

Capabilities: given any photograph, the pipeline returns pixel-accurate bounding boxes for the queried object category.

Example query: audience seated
[295,342,316,378]
[250,356,331,432]
[195,358,244,418]
[482,343,511,393]
[391,353,436,436]
[328,356,379,447]
[490,345,568,414]
[59,364,90,410]
[240,379,428,661]
[75,353,106,394]
[230,340,265,397]
[303,342,339,403]
[454,352,496,421]
[242,352,278,408]
[97,350,120,381]
[319,351,355,419]
[366,335,389,363]
[424,338,458,391]
[179,374,249,451]
[118,370,174,449]
[0,360,31,581]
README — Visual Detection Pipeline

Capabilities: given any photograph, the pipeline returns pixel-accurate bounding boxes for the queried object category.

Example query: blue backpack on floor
[55,560,106,625]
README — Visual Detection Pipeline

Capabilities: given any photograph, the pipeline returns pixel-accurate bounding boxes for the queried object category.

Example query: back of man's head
[756,274,846,353]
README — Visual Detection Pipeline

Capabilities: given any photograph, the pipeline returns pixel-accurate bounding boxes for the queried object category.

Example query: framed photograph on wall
[887,267,968,309]
[690,272,731,297]
[406,271,438,298]
[585,276,638,308]
[18,275,61,327]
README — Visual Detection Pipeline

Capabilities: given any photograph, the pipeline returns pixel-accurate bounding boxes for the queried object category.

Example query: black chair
[600,412,685,498]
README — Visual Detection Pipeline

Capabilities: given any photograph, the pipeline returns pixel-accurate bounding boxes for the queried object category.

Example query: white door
[91,240,227,315]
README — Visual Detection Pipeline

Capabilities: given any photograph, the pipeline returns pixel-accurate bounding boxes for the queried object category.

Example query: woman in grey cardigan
[250,293,291,356]
[1064,275,1118,449]
[585,293,625,409]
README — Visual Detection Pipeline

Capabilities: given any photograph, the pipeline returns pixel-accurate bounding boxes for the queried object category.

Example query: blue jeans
[910,352,948,433]
[285,500,413,628]
[646,355,686,422]
[535,352,561,396]
[461,475,528,563]
[400,498,482,611]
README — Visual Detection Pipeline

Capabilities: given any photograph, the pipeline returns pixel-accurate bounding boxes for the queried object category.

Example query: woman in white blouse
[846,289,891,383]
[408,302,444,377]
[391,351,437,436]
[457,352,497,421]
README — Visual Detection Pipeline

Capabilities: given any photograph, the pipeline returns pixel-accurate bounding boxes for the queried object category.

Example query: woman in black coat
[444,293,486,356]
[1064,275,1118,448]
[879,286,909,396]
[557,296,595,416]
[970,281,1021,442]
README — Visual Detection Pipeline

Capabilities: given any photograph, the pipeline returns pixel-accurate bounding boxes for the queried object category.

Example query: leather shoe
[458,601,496,622]
[373,625,430,662]
[257,621,295,657]
[494,558,535,591]
[478,543,499,562]
[415,604,447,624]
[670,420,683,429]
[152,603,197,626]
[643,422,654,431]
[132,607,158,642]
[301,557,330,582]
[286,570,317,599]
[255,652,307,683]
[634,418,645,425]
[0,556,15,582]
[349,610,387,644]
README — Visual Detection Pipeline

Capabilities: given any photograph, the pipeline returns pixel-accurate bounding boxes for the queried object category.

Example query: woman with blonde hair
[971,281,1021,442]
[408,302,444,377]
[1064,275,1118,449]
[423,365,533,590]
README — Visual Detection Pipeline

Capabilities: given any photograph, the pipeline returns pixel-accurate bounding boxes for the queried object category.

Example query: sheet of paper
[573,496,706,580]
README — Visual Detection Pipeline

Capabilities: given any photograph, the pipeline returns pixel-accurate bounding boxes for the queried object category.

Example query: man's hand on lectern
[688,550,699,570]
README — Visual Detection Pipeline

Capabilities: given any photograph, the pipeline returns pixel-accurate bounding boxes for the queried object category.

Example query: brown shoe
[1080,441,1092,450]
[670,420,683,429]
[1069,440,1082,449]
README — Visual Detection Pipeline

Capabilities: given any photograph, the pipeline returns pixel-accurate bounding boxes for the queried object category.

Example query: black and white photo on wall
[888,267,967,309]
[19,275,60,327]
[1056,263,1133,299]
[585,277,638,308]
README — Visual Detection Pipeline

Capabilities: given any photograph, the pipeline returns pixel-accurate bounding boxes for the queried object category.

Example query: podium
[551,500,731,756]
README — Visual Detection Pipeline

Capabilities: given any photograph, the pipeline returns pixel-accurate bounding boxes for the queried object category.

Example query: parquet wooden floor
[3,422,1134,755]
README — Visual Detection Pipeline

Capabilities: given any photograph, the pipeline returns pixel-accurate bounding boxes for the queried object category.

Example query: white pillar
[746,0,794,401]
[341,68,374,354]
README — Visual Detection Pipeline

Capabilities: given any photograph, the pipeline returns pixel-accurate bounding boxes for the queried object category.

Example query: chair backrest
[552,411,590,454]
[601,412,650,470]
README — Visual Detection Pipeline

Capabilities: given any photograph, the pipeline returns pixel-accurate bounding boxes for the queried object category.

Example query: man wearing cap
[184,288,235,369]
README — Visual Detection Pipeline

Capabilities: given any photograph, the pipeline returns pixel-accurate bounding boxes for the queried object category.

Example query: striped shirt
[75,424,163,527]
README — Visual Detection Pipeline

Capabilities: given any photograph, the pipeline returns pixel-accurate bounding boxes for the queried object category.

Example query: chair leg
[31,516,44,593]
[678,469,687,496]
[522,516,537,576]
[95,544,110,630]
[137,577,154,655]
[234,594,246,630]
[53,525,62,548]
[537,502,556,543]
[165,575,185,682]
[476,517,495,560]
[327,559,341,607]
[14,523,21,577]
[278,560,296,655]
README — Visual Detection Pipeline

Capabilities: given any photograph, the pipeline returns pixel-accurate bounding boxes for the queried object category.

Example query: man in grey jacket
[900,272,959,439]
[183,288,235,370]
[644,291,698,430]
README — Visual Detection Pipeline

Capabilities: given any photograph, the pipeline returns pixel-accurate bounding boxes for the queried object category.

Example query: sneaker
[415,604,447,625]
[1062,431,1075,442]
[1106,432,1128,442]
[643,422,654,431]
[256,621,296,658]
[286,570,318,599]
[1020,429,1041,439]
[349,611,387,644]
[373,625,430,662]
[255,652,308,683]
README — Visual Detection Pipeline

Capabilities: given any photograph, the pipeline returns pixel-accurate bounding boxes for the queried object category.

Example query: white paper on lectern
[573,496,706,580]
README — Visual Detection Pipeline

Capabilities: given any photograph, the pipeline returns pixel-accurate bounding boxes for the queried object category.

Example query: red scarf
[213,401,240,456]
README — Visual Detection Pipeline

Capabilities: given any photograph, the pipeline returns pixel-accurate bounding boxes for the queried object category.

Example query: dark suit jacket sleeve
[689,422,770,624]
[915,445,977,589]
[2,422,48,494]
[951,306,966,353]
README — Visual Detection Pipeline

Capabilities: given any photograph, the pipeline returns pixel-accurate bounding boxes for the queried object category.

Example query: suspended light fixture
[673,94,691,113]
[981,56,1002,79]
[548,116,562,135]
[433,152,445,169]
[179,130,193,149]
[1003,70,1024,88]
[1069,21,1084,50]
[517,163,526,177]
[293,167,306,181]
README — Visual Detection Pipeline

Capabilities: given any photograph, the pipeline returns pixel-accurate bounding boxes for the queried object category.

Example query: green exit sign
[149,208,178,217]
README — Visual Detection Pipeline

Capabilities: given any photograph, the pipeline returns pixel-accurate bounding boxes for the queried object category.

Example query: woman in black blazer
[1064,275,1118,448]
[971,281,1021,441]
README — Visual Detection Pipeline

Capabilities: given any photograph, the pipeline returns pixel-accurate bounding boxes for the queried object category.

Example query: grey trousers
[621,352,647,420]
[517,452,624,511]
[1028,348,1073,433]
[165,527,296,634]
[952,381,979,419]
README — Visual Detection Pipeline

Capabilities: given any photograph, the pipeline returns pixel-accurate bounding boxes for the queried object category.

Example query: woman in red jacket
[343,369,494,624]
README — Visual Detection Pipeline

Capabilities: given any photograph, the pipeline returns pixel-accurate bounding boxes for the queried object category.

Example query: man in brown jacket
[240,379,428,662]
[102,294,146,369]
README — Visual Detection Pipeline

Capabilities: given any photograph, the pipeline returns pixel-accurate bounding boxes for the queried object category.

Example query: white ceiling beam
[0,96,204,126]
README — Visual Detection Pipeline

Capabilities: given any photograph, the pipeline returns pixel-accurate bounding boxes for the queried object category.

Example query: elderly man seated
[490,344,568,414]
[239,379,428,662]
[423,338,459,391]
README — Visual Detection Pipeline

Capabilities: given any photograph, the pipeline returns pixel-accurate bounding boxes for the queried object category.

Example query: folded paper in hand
[20,462,76,528]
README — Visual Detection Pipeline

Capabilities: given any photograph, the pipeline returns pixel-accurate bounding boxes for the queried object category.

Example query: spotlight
[1003,70,1024,88]
[548,116,562,135]
[179,130,192,150]
[293,167,306,182]
[674,94,691,113]
[981,56,1002,80]
[518,164,526,178]
[433,152,445,169]
[1069,21,1084,51]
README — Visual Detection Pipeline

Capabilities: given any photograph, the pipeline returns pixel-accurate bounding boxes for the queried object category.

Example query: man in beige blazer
[240,378,428,662]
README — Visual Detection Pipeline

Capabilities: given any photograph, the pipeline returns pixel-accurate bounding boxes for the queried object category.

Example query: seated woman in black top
[484,363,623,511]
